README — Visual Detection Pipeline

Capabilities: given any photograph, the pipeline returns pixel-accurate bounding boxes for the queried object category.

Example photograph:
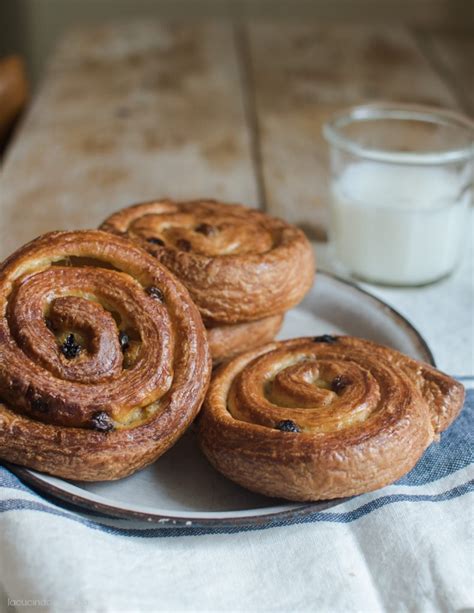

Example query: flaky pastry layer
[207,314,284,364]
[0,230,211,480]
[101,199,315,325]
[199,336,464,501]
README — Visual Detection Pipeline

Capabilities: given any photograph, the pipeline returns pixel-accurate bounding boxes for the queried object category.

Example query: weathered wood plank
[246,23,461,239]
[0,21,258,259]
[416,30,474,116]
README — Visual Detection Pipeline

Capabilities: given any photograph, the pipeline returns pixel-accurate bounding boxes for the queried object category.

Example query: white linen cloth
[1,408,473,613]
[1,219,473,613]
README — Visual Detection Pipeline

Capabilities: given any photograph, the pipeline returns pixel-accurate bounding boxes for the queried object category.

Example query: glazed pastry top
[199,336,464,500]
[0,230,210,432]
[102,199,289,257]
[208,336,463,437]
[101,199,316,324]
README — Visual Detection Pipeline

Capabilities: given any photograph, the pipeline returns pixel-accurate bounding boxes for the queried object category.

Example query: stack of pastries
[0,199,464,501]
[100,199,315,363]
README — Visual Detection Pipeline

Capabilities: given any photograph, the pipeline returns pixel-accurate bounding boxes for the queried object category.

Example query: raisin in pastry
[198,336,464,501]
[0,230,211,480]
[100,199,315,362]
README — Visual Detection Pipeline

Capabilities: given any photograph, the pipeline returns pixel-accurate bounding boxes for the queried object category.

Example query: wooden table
[0,20,472,373]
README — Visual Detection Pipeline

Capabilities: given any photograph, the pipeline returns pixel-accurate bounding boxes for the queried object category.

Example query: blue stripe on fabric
[396,387,473,485]
[0,480,472,537]
[0,469,26,490]
[0,469,119,519]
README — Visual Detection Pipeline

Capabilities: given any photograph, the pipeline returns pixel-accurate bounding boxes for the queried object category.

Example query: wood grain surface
[415,29,474,116]
[0,20,471,259]
[0,22,258,259]
[245,23,461,239]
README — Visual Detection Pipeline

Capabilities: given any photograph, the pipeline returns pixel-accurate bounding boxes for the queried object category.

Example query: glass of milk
[323,104,473,286]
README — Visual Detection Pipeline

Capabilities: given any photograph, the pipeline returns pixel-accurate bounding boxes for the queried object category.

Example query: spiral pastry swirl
[199,336,464,501]
[0,231,211,480]
[100,199,315,325]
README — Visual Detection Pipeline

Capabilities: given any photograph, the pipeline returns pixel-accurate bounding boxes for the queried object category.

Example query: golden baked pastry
[207,314,284,364]
[0,230,211,481]
[100,199,315,325]
[198,336,464,501]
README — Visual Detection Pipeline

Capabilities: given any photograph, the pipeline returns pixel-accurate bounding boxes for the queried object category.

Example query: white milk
[330,161,470,285]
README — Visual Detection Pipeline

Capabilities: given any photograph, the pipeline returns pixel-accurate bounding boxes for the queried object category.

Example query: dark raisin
[91,411,114,432]
[195,223,217,236]
[176,238,192,252]
[119,331,130,352]
[147,237,165,246]
[31,396,49,413]
[313,335,337,343]
[146,286,164,301]
[276,420,301,433]
[331,375,350,393]
[61,334,82,359]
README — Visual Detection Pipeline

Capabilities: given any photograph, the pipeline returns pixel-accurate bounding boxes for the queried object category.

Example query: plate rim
[5,271,435,529]
[322,270,435,367]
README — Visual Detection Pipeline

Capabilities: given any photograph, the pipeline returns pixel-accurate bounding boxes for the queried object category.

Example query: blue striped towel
[0,378,472,612]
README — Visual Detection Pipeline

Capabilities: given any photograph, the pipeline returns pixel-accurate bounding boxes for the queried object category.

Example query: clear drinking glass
[323,103,473,286]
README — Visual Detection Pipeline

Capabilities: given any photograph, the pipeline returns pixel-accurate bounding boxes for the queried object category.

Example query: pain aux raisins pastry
[0,230,211,480]
[198,335,464,501]
[100,199,315,362]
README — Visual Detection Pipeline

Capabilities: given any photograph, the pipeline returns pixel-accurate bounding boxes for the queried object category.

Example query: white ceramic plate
[9,272,434,529]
